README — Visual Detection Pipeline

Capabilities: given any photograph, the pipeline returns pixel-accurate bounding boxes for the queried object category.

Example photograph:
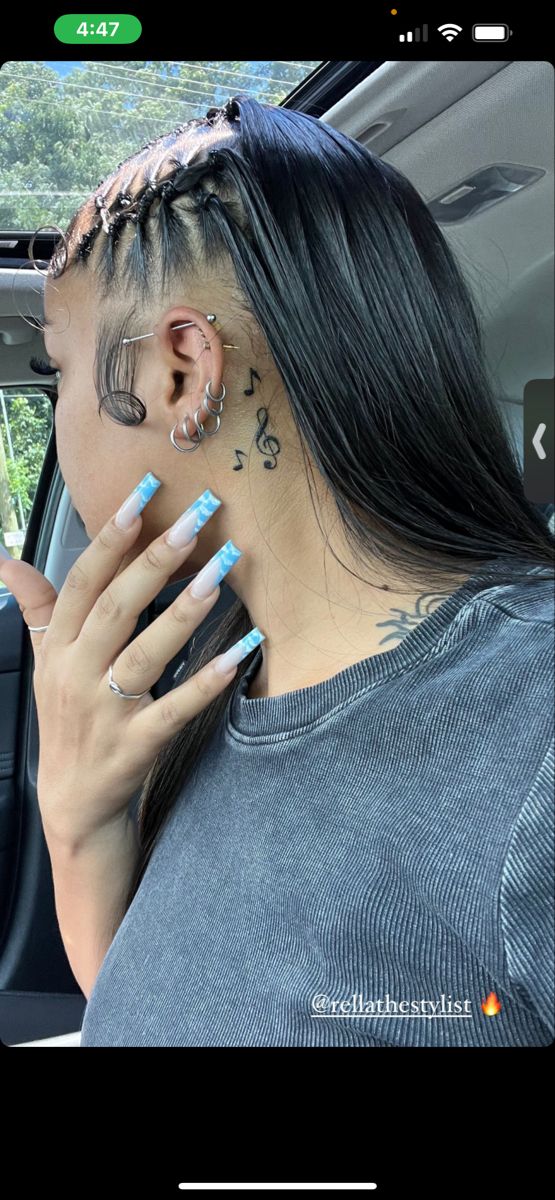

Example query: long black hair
[41,93,555,922]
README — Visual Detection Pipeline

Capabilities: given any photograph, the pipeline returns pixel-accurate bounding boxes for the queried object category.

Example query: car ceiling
[325,58,554,463]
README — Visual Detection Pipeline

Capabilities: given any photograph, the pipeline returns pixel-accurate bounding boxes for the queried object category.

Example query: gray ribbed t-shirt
[80,564,554,1047]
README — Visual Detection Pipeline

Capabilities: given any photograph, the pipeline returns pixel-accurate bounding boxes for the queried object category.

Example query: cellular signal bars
[399,25,428,42]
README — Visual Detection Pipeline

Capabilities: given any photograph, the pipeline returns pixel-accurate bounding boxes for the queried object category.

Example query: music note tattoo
[232,412,281,472]
[255,407,280,470]
[233,449,248,471]
[244,368,261,396]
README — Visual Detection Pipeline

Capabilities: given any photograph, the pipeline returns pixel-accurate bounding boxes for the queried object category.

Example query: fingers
[76,525,202,676]
[0,555,58,646]
[106,578,222,698]
[133,627,266,753]
[40,473,166,649]
[77,495,232,679]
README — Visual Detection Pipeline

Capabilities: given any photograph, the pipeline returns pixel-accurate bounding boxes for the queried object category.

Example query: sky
[43,61,83,77]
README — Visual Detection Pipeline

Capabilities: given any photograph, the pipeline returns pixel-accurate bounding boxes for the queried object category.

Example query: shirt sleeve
[499,737,554,1039]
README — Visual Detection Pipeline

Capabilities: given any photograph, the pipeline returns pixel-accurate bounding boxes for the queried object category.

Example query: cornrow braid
[75,154,220,279]
[83,152,219,236]
[158,179,176,204]
[166,154,221,196]
[73,97,245,280]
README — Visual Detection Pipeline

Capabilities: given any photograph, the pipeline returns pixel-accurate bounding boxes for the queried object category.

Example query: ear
[152,307,226,443]
[155,307,224,386]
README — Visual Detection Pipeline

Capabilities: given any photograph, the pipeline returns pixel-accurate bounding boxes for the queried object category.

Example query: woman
[3,94,553,1046]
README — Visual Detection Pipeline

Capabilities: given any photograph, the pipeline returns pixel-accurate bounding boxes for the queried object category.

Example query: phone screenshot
[0,11,553,1199]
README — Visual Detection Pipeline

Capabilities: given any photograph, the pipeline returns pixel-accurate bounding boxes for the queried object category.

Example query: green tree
[0,60,320,229]
[0,391,53,534]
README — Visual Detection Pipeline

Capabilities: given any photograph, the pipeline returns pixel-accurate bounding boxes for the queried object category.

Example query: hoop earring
[170,380,226,453]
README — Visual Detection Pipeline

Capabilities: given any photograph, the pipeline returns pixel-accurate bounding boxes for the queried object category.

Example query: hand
[0,494,241,845]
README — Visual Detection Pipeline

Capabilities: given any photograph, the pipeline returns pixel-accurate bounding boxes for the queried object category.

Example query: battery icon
[472,23,512,40]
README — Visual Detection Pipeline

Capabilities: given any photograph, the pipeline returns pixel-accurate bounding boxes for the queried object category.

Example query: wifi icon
[438,23,463,41]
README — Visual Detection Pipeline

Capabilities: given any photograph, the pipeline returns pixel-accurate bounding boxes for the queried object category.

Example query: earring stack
[169,380,226,453]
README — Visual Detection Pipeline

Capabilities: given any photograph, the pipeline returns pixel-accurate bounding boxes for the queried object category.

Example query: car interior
[0,58,553,1046]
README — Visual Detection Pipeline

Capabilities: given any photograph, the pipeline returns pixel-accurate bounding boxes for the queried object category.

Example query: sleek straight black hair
[42,93,554,921]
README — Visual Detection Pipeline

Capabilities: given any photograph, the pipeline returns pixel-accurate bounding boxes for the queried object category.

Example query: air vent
[428,163,545,224]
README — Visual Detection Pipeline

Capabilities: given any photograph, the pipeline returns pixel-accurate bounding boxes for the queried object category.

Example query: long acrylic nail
[214,627,266,674]
[115,472,161,530]
[165,489,222,548]
[190,540,242,598]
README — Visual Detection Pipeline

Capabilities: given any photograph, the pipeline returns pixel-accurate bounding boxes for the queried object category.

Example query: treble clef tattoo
[254,407,280,470]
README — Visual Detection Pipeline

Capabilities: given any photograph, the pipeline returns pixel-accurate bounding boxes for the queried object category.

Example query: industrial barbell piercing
[122,315,238,351]
[122,319,197,345]
[122,314,217,346]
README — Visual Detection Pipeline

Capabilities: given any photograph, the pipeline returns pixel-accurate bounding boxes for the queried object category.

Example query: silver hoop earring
[170,418,202,453]
[205,379,226,412]
[194,407,220,437]
[169,380,226,453]
[195,379,225,437]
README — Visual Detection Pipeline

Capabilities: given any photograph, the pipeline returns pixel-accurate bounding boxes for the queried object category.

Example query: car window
[0,384,53,562]
[0,60,322,230]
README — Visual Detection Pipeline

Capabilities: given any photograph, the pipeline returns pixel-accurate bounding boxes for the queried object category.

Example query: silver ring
[194,406,221,438]
[169,417,203,452]
[205,379,225,413]
[28,624,49,632]
[169,380,225,452]
[196,380,224,435]
[108,662,150,700]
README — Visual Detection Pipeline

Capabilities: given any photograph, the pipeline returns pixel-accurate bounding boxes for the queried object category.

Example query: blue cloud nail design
[133,472,162,514]
[210,540,243,585]
[189,489,222,535]
[233,627,266,660]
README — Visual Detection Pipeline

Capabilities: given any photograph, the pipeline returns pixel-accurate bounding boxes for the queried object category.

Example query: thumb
[0,550,59,634]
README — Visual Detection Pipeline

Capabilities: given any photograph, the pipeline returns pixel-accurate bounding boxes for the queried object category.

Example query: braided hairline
[77,162,213,259]
[77,99,239,261]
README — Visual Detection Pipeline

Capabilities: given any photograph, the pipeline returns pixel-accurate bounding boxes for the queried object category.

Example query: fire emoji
[481,991,502,1016]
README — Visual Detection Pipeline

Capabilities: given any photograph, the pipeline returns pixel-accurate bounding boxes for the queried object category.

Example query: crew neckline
[226,560,544,741]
